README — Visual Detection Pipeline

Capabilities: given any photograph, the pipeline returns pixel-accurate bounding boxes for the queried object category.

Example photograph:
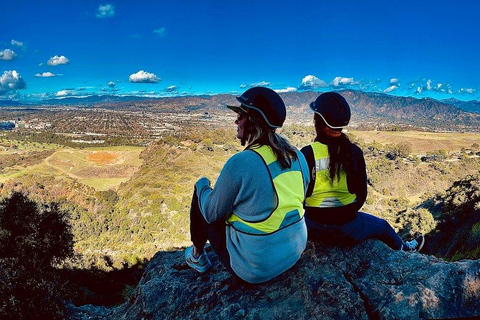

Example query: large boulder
[68,240,480,319]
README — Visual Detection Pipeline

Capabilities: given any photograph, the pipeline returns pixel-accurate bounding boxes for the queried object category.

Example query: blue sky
[1,0,479,102]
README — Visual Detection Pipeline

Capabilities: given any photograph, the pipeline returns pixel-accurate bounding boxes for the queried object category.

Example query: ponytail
[314,113,356,183]
[327,133,356,182]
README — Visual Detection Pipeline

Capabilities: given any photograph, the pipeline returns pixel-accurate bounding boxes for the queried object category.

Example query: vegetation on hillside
[1,124,479,311]
[2,125,480,270]
[422,174,480,261]
[0,192,74,319]
[0,192,144,318]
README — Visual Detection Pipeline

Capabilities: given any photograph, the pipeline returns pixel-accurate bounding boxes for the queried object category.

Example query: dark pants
[190,188,233,273]
[306,211,404,250]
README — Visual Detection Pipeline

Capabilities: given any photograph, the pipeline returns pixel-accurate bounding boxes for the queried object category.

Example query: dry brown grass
[351,130,480,153]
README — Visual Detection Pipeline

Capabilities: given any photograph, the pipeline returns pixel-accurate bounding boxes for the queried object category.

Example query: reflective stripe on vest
[227,145,305,235]
[305,141,356,208]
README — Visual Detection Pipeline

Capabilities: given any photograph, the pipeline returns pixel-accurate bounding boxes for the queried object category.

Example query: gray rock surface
[68,240,480,319]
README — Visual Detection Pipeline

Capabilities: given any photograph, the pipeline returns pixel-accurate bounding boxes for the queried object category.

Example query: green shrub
[0,192,74,320]
[471,222,480,237]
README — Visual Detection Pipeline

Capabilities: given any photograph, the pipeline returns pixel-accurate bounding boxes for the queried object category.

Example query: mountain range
[442,98,480,114]
[2,91,480,130]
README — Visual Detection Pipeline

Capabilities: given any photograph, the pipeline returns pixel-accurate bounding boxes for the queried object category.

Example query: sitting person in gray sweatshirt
[185,87,310,283]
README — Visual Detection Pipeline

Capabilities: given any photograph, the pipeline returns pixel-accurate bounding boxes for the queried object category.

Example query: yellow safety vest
[305,141,356,208]
[227,145,305,235]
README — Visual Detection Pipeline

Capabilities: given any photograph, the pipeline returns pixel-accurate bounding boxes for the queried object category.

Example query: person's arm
[296,150,311,198]
[195,154,242,224]
[348,145,367,212]
[300,145,315,198]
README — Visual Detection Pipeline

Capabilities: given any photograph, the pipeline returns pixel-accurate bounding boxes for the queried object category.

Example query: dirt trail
[44,151,84,180]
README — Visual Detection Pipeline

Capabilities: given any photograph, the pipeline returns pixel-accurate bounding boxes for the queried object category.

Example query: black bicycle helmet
[227,87,286,128]
[310,92,351,128]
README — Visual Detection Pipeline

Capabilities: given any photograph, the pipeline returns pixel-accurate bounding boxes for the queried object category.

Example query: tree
[385,142,413,160]
[0,192,74,319]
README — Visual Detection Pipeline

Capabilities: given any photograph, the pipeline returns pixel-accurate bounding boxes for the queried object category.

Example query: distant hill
[340,91,480,129]
[39,95,150,105]
[442,98,480,114]
[142,90,480,129]
[2,91,480,130]
[0,99,26,107]
[283,90,480,129]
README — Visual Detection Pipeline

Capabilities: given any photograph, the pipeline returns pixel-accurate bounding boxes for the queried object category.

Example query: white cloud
[332,77,356,87]
[299,75,327,89]
[0,49,17,61]
[239,84,247,89]
[153,28,167,37]
[55,89,75,97]
[458,88,476,94]
[409,78,454,95]
[129,70,160,83]
[0,70,26,95]
[96,4,115,18]
[35,72,56,77]
[47,55,69,66]
[390,78,399,85]
[11,39,24,47]
[384,86,398,93]
[107,81,116,87]
[166,85,177,92]
[275,87,297,93]
[357,79,381,92]
[250,81,271,87]
[426,79,432,90]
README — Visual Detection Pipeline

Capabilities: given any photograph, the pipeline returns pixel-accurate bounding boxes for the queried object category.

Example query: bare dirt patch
[87,152,119,165]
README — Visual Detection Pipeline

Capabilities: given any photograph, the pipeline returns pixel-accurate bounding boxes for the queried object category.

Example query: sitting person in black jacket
[301,92,423,251]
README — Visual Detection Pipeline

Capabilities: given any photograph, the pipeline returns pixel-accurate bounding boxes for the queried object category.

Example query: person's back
[186,86,311,283]
[216,145,308,282]
[302,92,424,251]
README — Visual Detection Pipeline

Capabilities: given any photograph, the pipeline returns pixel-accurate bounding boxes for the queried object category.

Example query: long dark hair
[314,113,356,182]
[243,111,297,169]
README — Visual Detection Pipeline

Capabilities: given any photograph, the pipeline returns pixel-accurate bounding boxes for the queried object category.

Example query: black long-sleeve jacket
[300,137,367,225]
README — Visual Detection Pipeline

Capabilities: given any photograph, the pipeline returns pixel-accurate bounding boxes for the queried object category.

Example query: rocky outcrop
[68,240,480,319]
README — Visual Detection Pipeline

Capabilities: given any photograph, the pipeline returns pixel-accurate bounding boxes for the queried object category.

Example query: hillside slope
[423,173,480,260]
